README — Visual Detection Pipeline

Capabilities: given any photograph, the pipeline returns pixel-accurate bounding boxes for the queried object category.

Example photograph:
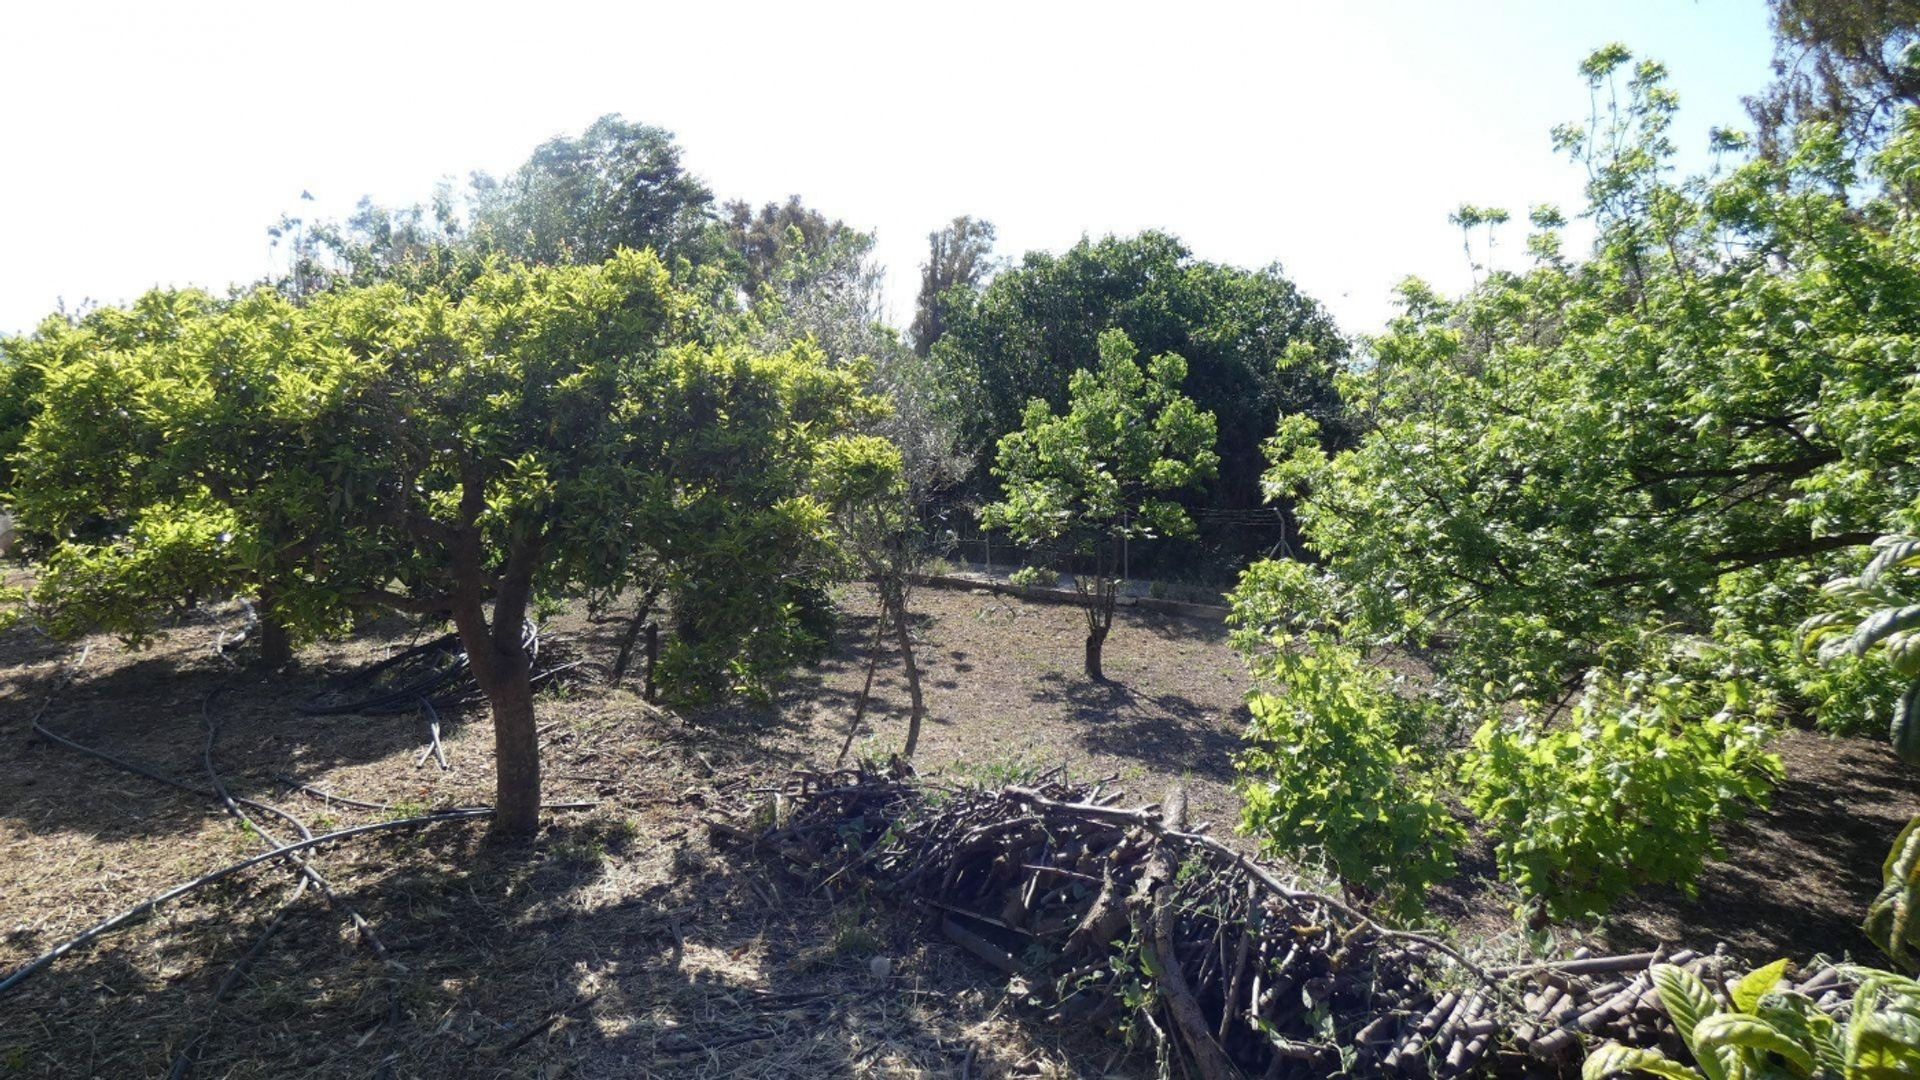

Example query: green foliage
[1584,961,1920,1079]
[1746,0,1920,161]
[911,215,997,358]
[984,329,1218,556]
[3,250,872,832]
[984,328,1217,678]
[1267,54,1920,720]
[1226,47,1920,918]
[1008,565,1052,589]
[0,336,38,496]
[1801,535,1920,758]
[468,114,714,266]
[935,230,1345,517]
[1462,669,1782,920]
[715,195,869,297]
[1867,815,1920,970]
[1234,629,1464,919]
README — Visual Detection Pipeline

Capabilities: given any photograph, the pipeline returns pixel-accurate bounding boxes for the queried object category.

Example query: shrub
[1583,960,1920,1079]
[1235,632,1465,919]
[1463,670,1782,920]
[1009,565,1052,589]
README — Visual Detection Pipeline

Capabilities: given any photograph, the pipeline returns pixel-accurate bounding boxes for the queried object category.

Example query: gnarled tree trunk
[450,536,543,841]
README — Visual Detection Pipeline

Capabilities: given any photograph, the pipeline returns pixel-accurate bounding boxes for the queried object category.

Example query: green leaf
[1583,1042,1706,1080]
[1852,607,1920,659]
[1864,539,1920,589]
[1692,1013,1815,1076]
[1733,960,1791,1013]
[1850,1007,1920,1077]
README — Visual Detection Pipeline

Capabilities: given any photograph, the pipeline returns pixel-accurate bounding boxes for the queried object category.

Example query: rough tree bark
[1084,626,1107,682]
[449,535,543,841]
[256,619,292,668]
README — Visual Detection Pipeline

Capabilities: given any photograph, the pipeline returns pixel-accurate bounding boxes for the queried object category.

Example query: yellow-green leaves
[1592,960,1920,1080]
[1867,816,1920,969]
[1732,960,1793,1014]
[1692,1013,1816,1077]
[1582,1043,1704,1080]
[1234,631,1465,919]
[1461,673,1781,920]
[985,328,1218,552]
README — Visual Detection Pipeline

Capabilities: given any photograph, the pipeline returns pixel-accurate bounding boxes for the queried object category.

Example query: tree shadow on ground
[1597,734,1918,960]
[1124,609,1231,645]
[1029,672,1248,784]
[2,794,1119,1077]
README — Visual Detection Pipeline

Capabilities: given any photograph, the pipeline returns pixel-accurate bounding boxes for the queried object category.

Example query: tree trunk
[255,606,293,668]
[449,542,542,842]
[476,654,540,840]
[893,604,925,760]
[1084,625,1108,682]
[610,584,662,684]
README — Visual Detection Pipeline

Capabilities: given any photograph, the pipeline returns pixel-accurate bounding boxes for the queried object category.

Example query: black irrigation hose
[0,811,496,998]
[272,776,397,812]
[165,877,306,1080]
[12,647,596,1002]
[31,690,317,844]
[200,690,391,961]
[174,691,395,1079]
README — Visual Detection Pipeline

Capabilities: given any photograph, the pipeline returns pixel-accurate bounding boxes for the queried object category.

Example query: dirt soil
[717,584,1920,964]
[0,602,1129,1078]
[2,582,1916,1078]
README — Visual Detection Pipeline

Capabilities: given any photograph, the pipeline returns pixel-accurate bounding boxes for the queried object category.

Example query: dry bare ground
[2,582,1916,1077]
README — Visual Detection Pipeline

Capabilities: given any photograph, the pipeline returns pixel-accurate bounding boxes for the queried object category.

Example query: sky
[0,0,1778,339]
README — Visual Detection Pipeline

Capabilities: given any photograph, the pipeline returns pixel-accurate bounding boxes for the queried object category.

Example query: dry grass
[0,601,1130,1078]
[2,582,1915,1077]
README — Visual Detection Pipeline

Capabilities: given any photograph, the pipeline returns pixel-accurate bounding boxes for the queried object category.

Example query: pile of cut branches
[712,767,1857,1078]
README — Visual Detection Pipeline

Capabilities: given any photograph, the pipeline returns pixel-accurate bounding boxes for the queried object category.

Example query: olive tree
[983,329,1217,682]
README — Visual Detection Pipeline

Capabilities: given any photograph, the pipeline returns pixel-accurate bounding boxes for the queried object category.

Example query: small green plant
[1234,632,1464,919]
[1463,670,1781,920]
[548,836,608,867]
[1583,960,1920,1079]
[1009,565,1052,589]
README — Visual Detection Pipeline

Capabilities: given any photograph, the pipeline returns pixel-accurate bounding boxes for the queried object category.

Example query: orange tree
[5,250,873,839]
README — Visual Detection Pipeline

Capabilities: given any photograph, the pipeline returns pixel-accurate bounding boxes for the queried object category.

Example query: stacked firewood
[713,766,1851,1078]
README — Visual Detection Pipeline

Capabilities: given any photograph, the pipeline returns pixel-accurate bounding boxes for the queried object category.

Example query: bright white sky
[0,0,1775,339]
